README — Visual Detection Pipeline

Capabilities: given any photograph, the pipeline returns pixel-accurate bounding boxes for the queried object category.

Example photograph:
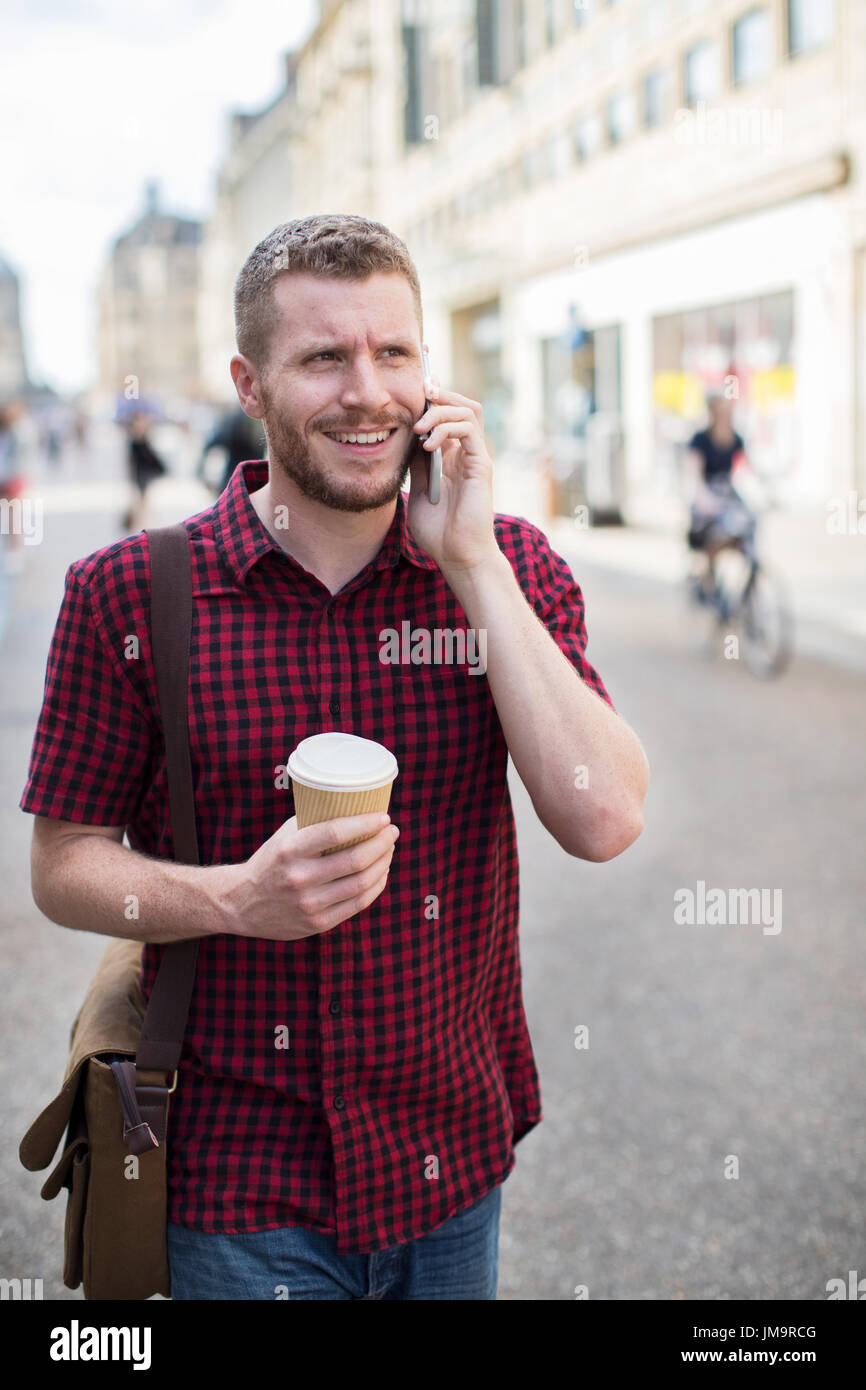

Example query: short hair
[233,213,423,370]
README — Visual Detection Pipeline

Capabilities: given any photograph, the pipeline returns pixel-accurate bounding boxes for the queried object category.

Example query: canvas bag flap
[19,936,147,1172]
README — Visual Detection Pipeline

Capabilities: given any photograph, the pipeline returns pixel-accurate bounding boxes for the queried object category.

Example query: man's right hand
[219,813,400,941]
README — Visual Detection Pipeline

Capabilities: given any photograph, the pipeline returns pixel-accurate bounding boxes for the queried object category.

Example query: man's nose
[339,355,391,413]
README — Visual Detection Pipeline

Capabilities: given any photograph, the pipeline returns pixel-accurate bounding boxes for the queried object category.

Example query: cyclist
[684,391,757,609]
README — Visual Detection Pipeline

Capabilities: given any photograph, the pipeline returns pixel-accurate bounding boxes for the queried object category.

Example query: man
[121,409,168,533]
[195,403,265,494]
[22,214,649,1300]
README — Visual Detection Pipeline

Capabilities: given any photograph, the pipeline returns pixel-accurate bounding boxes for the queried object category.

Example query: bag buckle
[167,1070,178,1094]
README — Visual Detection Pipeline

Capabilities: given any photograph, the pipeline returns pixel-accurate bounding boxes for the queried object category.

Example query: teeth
[326,430,392,444]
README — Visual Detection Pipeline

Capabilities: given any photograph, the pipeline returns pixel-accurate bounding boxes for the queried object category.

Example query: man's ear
[230,354,265,419]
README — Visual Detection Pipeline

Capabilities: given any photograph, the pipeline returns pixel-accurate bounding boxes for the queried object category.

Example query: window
[434,54,452,127]
[642,0,666,43]
[528,134,567,182]
[540,324,623,518]
[684,40,721,105]
[606,90,636,144]
[733,8,772,84]
[114,261,139,293]
[572,0,588,28]
[402,24,428,143]
[787,0,834,56]
[476,0,502,85]
[536,143,552,182]
[168,257,195,288]
[515,0,528,68]
[652,290,795,475]
[643,68,670,127]
[545,0,556,45]
[550,130,572,175]
[462,34,478,108]
[573,112,603,161]
[466,184,484,218]
[525,139,558,187]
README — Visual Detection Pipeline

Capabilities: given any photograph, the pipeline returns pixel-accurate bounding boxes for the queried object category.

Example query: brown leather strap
[135,524,200,1082]
[111,1060,158,1153]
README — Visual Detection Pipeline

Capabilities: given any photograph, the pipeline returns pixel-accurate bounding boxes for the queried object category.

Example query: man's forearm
[442,549,649,861]
[32,832,236,943]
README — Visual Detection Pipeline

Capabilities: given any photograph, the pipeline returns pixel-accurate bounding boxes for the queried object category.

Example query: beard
[260,388,417,513]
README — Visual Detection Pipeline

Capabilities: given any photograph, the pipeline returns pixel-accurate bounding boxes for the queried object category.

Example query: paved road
[1,449,863,1300]
[499,563,866,1300]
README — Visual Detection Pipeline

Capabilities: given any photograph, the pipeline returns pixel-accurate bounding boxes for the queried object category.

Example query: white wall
[510,193,852,512]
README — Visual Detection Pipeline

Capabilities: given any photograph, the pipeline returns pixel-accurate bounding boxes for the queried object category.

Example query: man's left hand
[406,383,500,577]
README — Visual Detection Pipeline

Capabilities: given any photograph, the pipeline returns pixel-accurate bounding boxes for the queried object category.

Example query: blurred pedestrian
[122,410,168,532]
[38,401,67,468]
[0,402,26,573]
[72,411,89,448]
[196,405,265,494]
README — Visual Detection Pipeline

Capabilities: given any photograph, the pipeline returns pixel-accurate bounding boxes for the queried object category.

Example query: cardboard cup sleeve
[291,779,395,854]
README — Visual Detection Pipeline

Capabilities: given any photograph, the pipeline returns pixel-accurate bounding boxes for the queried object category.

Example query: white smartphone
[420,345,442,504]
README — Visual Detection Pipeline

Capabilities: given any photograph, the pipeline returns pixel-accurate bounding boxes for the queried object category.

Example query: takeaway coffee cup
[288,732,399,854]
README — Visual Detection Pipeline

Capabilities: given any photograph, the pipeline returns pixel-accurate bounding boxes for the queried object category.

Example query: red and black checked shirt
[21,459,614,1252]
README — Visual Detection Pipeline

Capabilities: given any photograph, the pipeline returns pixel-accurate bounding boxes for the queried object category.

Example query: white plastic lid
[287,732,399,792]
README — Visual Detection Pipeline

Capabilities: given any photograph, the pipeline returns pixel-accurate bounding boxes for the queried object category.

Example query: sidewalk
[0,462,210,1300]
[5,447,864,672]
[543,508,866,675]
[489,447,866,671]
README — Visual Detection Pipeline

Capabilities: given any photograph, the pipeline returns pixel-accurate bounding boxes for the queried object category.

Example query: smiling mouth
[322,427,399,450]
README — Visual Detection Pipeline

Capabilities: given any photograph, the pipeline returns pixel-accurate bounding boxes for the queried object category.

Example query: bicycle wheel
[741,567,794,677]
[714,547,750,627]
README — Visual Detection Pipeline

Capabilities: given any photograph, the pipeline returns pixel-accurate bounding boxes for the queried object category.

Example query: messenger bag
[18,522,200,1299]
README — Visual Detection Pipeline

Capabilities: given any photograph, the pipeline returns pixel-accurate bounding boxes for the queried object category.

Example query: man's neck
[248,464,398,597]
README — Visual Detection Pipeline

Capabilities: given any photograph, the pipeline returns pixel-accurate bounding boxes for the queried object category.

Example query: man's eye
[307,348,405,362]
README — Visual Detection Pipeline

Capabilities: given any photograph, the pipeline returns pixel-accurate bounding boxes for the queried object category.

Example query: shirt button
[333,1095,346,1111]
[328,999,341,1016]
[329,698,340,715]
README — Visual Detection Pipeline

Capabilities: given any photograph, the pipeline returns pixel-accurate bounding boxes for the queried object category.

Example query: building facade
[98,182,202,409]
[198,4,406,402]
[202,0,864,520]
[389,0,862,520]
[0,253,29,403]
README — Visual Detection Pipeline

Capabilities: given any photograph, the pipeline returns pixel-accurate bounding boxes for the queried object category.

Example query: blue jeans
[167,1183,503,1300]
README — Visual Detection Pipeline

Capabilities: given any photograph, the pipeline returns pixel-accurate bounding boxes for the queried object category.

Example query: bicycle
[685,491,795,678]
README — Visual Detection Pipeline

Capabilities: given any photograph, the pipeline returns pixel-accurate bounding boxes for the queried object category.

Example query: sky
[0,0,318,394]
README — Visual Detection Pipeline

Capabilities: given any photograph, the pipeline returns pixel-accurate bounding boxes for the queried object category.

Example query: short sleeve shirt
[688,428,745,481]
[21,460,615,1252]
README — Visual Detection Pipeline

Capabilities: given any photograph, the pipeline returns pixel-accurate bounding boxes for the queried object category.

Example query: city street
[500,561,865,1300]
[1,442,863,1301]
